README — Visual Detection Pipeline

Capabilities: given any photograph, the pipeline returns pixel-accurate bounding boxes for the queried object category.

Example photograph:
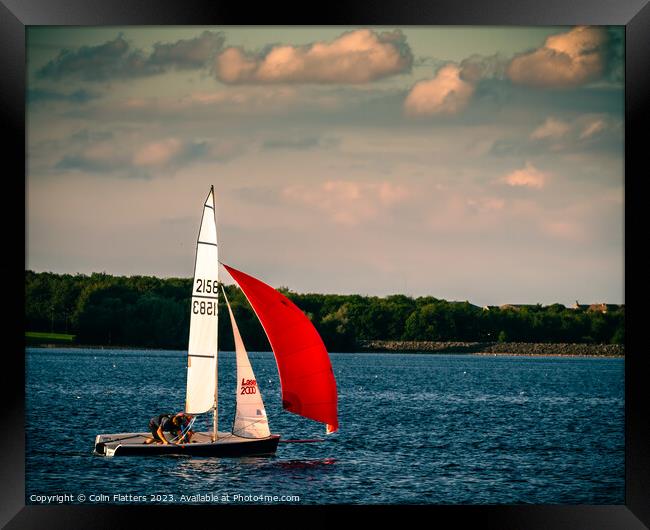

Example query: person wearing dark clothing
[145,413,193,444]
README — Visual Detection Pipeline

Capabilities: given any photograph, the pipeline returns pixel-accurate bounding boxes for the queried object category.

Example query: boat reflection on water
[274,458,337,469]
[168,456,337,480]
[169,456,266,477]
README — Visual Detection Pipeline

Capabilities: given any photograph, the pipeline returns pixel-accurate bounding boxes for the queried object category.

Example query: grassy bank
[25,331,76,345]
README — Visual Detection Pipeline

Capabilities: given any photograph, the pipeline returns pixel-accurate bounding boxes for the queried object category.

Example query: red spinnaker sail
[223,264,338,433]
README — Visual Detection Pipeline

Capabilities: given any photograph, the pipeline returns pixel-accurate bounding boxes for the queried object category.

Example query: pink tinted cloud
[542,220,585,240]
[133,138,183,167]
[528,114,612,152]
[466,197,506,213]
[507,26,608,88]
[55,132,219,177]
[579,118,606,139]
[283,180,409,225]
[426,193,509,235]
[530,117,571,140]
[88,86,347,121]
[502,162,547,189]
[404,64,475,116]
[213,29,412,84]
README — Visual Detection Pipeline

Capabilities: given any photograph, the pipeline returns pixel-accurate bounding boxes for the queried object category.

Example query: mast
[212,185,218,442]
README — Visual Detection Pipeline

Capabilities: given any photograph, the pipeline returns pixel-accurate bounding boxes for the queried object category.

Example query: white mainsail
[185,187,219,415]
[222,288,271,439]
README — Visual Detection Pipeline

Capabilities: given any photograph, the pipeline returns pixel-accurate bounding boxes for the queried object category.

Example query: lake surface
[25,349,624,505]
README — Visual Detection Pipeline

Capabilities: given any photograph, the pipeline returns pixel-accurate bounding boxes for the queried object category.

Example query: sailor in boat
[144,413,194,445]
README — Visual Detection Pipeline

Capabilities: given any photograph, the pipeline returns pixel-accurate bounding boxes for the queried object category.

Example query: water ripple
[25,350,624,505]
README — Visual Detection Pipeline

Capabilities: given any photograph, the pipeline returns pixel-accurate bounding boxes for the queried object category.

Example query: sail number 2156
[193,279,217,314]
[195,278,216,293]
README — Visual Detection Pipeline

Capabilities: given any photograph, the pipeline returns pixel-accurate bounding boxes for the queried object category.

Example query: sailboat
[94,186,338,457]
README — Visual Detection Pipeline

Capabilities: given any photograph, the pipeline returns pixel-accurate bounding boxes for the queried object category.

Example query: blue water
[25,349,624,505]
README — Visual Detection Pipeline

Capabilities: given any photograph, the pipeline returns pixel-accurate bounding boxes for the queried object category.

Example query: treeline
[25,271,624,351]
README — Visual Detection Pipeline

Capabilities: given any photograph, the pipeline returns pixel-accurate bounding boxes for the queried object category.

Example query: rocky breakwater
[359,340,624,357]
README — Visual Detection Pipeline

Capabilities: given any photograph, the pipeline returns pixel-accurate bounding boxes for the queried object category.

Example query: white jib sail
[222,288,271,439]
[185,187,219,414]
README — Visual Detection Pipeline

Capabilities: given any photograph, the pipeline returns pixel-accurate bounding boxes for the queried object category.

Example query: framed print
[3,0,648,527]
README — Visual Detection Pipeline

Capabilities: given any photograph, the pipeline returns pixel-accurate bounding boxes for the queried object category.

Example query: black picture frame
[3,1,648,527]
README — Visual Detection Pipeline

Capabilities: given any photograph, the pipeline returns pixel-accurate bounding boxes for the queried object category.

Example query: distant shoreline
[472,352,624,359]
[26,340,624,357]
[358,340,624,357]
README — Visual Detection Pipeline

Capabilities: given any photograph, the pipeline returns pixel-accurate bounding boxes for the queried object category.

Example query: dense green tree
[25,271,625,350]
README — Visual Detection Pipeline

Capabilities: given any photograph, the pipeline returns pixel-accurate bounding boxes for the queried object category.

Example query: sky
[26,26,624,306]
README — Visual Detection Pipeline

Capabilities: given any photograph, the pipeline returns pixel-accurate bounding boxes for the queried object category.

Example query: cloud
[133,139,176,168]
[502,162,547,189]
[466,197,505,213]
[37,32,225,81]
[404,63,475,116]
[62,85,392,126]
[542,220,584,240]
[37,35,157,81]
[412,56,448,70]
[425,192,512,236]
[27,88,99,104]
[528,115,609,153]
[506,26,608,88]
[459,53,508,83]
[148,31,225,69]
[56,140,127,173]
[579,118,606,139]
[530,117,571,140]
[603,27,624,85]
[283,180,409,225]
[69,129,114,143]
[541,114,613,146]
[54,135,230,178]
[213,29,413,84]
[492,113,618,157]
[262,136,323,150]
